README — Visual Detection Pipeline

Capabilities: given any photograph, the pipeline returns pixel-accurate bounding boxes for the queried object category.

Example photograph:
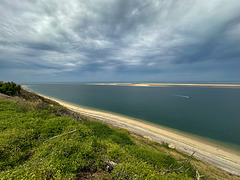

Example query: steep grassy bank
[0,85,238,179]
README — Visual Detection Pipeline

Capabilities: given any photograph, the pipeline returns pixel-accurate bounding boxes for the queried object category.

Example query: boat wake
[172,94,191,99]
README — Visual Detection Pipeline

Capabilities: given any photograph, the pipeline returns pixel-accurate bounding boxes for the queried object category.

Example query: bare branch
[193,163,201,180]
[160,151,195,175]
[43,129,78,143]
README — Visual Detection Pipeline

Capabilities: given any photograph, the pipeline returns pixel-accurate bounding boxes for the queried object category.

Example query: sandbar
[88,83,240,88]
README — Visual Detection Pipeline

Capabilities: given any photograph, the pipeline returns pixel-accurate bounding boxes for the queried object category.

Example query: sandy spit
[88,83,240,88]
[22,87,240,176]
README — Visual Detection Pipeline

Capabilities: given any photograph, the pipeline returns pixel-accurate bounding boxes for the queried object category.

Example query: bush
[0,81,21,96]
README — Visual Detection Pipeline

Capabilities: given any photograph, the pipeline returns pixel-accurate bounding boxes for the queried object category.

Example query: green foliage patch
[0,81,21,96]
[0,96,197,179]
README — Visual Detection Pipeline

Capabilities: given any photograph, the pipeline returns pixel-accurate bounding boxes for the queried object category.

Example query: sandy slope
[22,87,240,176]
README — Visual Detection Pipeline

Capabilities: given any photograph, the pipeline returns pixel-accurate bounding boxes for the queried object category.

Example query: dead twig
[177,158,189,162]
[193,163,203,180]
[43,129,78,143]
[160,151,195,175]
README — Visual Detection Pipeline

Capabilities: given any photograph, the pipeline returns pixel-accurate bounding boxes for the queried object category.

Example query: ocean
[27,83,240,151]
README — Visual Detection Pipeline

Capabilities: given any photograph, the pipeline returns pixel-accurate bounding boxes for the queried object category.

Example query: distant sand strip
[22,87,240,176]
[88,83,240,88]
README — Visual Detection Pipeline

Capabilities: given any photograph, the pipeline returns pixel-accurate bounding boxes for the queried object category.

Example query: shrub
[0,81,21,96]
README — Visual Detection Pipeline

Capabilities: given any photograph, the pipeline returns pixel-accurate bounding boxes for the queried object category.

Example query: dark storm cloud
[0,0,240,82]
[173,13,240,64]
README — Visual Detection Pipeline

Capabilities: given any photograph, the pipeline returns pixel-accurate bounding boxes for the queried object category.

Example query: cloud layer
[1,0,240,82]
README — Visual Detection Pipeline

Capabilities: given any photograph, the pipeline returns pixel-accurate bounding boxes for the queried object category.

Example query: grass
[0,91,238,179]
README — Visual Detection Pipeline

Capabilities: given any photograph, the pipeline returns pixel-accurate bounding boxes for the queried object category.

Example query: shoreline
[87,83,240,88]
[23,86,240,176]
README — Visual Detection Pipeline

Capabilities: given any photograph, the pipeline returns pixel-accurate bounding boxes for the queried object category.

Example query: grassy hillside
[0,85,238,179]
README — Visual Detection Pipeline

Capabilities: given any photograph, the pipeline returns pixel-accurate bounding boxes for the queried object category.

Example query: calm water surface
[27,84,240,150]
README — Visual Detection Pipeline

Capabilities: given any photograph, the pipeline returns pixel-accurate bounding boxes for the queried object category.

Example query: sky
[0,0,240,83]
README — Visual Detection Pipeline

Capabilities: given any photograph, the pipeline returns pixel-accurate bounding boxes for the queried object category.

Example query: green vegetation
[0,92,198,179]
[0,86,237,179]
[0,81,21,96]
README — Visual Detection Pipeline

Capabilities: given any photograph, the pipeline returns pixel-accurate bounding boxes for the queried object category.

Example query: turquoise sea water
[27,83,240,151]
